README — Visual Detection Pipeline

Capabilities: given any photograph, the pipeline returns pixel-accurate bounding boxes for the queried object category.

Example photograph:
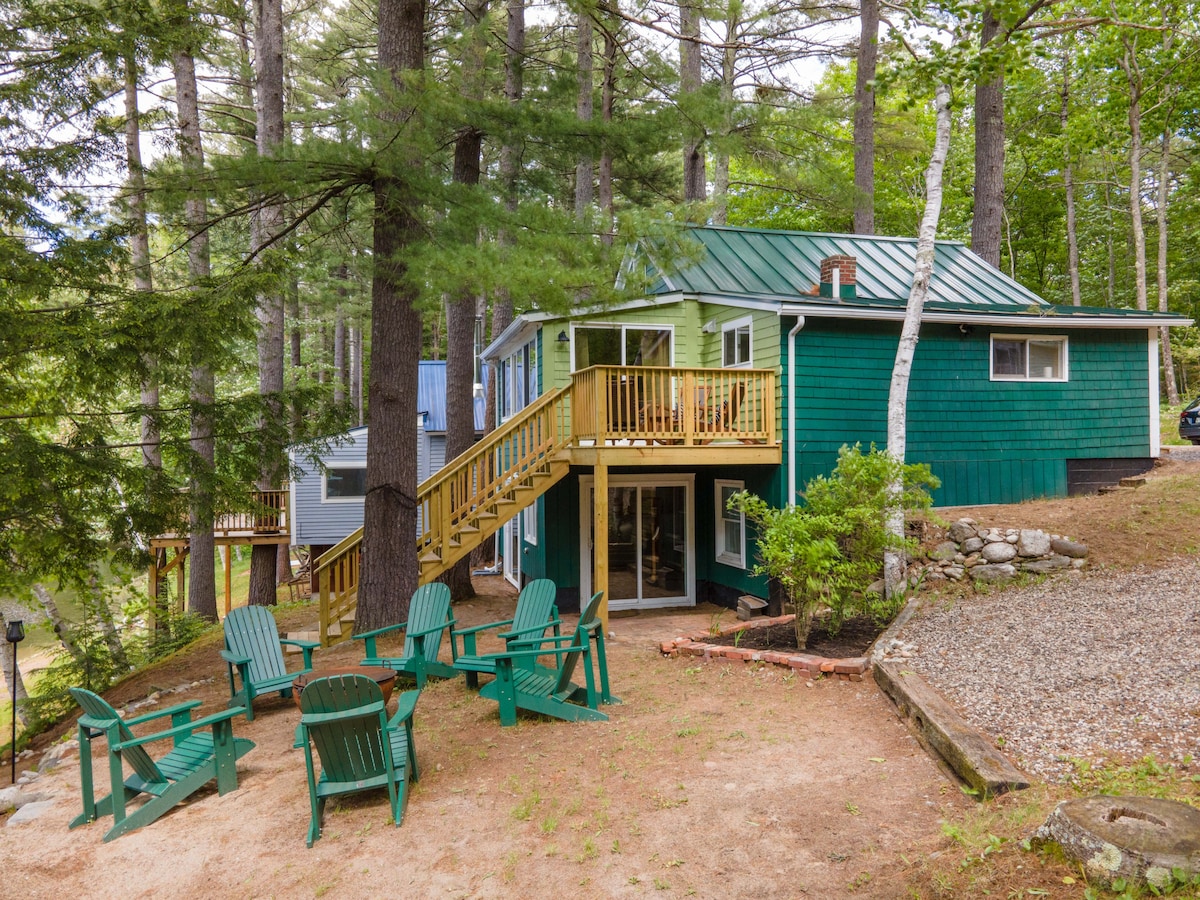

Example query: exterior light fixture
[557,330,569,343]
[5,619,24,785]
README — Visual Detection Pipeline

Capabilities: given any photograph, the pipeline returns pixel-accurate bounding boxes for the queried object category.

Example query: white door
[502,518,522,588]
[579,475,694,610]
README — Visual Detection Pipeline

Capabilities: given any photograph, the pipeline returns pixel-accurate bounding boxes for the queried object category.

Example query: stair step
[286,630,321,651]
[473,510,498,521]
[456,524,480,535]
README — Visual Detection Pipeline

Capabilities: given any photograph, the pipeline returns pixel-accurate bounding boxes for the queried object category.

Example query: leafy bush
[730,444,938,647]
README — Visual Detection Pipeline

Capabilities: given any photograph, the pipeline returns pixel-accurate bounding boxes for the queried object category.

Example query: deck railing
[571,365,775,446]
[213,488,290,536]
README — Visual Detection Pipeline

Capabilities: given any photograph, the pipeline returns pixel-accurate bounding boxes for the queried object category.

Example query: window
[324,467,366,501]
[722,318,752,368]
[573,325,672,370]
[523,502,538,546]
[990,335,1067,381]
[715,480,745,568]
[499,339,537,420]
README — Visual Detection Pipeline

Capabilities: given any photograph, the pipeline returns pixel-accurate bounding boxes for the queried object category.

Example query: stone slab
[873,660,1031,798]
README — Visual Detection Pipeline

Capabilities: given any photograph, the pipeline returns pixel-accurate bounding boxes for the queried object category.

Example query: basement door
[579,474,695,610]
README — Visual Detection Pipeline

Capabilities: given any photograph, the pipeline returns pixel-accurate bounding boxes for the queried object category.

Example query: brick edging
[658,614,869,681]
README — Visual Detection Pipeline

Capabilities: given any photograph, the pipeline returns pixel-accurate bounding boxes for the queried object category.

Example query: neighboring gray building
[289,362,486,553]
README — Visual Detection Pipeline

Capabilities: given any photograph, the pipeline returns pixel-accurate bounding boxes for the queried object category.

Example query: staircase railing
[314,385,572,644]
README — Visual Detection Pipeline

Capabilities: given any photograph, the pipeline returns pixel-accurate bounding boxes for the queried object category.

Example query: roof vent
[819,254,857,300]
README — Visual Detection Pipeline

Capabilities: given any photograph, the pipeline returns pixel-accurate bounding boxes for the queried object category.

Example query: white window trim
[721,316,754,368]
[989,333,1069,382]
[569,322,676,371]
[523,501,538,546]
[321,464,368,503]
[499,339,537,423]
[714,479,746,569]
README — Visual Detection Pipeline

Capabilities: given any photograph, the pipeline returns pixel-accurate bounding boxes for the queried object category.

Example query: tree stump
[1032,796,1200,889]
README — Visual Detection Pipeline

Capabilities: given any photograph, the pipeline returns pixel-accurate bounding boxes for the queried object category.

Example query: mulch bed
[706,615,886,659]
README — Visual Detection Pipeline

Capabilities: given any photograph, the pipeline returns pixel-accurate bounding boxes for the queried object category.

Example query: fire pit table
[291,665,398,710]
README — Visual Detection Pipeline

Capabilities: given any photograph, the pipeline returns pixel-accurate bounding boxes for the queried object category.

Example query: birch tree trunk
[883,84,952,598]
[1119,41,1148,312]
[1157,119,1178,404]
[598,24,616,241]
[853,0,878,235]
[1060,49,1081,307]
[0,636,28,727]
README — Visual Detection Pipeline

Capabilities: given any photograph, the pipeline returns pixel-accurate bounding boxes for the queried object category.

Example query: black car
[1181,397,1200,444]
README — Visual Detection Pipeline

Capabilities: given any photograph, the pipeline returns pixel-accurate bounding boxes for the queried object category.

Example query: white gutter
[1149,329,1161,458]
[778,303,1192,330]
[787,316,806,507]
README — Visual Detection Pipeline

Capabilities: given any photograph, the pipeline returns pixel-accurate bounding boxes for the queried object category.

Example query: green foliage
[730,444,938,646]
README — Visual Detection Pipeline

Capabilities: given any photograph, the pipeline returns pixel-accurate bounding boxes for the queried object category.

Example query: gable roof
[650,226,1050,308]
[418,361,486,433]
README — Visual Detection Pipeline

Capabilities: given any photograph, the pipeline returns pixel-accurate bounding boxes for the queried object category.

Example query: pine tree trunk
[334,307,346,405]
[853,0,878,235]
[680,0,705,202]
[575,9,594,218]
[250,0,288,601]
[884,84,952,598]
[598,25,616,241]
[1121,46,1147,313]
[712,8,736,226]
[358,0,427,632]
[172,13,218,622]
[972,10,1004,268]
[350,322,364,424]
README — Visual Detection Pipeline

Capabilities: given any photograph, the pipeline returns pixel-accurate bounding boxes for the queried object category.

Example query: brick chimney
[819,254,857,299]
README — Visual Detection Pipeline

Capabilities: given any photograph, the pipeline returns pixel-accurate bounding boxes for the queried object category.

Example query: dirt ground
[6,455,1200,899]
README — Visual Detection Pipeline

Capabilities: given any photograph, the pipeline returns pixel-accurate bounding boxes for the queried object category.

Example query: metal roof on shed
[651,226,1050,309]
[418,361,486,434]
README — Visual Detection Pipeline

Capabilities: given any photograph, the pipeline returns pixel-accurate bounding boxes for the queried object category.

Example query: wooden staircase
[313,386,573,645]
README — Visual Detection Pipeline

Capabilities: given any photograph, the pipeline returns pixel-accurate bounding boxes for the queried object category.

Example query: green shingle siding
[782,319,1149,506]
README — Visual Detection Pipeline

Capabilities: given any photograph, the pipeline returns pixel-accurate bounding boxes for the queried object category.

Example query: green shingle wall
[783,319,1150,506]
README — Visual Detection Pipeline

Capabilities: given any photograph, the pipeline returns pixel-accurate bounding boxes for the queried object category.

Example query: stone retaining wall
[917,518,1089,587]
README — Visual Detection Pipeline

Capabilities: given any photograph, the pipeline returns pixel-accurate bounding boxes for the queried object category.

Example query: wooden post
[175,549,185,614]
[683,370,695,445]
[593,454,609,629]
[147,558,159,631]
[223,544,232,617]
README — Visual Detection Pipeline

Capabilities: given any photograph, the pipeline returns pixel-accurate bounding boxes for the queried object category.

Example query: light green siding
[782,318,1150,506]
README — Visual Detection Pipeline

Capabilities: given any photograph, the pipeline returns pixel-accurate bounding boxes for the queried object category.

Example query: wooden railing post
[682,370,695,446]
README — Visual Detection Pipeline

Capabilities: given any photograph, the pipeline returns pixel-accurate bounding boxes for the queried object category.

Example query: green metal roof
[647,226,1134,314]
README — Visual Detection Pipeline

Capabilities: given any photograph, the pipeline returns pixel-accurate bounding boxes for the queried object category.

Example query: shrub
[730,444,938,647]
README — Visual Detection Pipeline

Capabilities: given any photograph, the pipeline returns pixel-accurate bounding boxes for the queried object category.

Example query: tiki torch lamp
[5,619,24,785]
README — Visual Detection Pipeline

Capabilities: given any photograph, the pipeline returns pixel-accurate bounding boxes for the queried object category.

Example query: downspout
[787,315,806,506]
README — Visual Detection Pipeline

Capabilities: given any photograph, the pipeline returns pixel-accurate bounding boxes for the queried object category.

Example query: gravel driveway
[896,560,1200,782]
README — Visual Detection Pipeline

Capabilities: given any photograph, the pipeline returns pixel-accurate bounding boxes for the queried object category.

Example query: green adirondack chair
[355,583,457,687]
[221,604,320,721]
[297,674,419,847]
[478,591,619,726]
[68,687,255,842]
[452,578,561,689]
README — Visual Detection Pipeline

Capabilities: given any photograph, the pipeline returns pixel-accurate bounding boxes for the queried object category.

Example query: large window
[715,479,745,568]
[573,325,672,370]
[324,467,366,501]
[722,318,752,368]
[990,335,1068,382]
[499,339,537,420]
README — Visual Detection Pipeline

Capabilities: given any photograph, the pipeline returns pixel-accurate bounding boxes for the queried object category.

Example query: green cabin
[473,225,1188,615]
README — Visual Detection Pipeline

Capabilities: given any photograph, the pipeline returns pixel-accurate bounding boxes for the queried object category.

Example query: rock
[0,786,38,811]
[867,579,885,596]
[970,563,1017,583]
[1072,558,1086,569]
[5,800,56,827]
[1018,529,1052,557]
[948,519,978,543]
[961,537,984,554]
[981,542,1018,563]
[925,568,946,581]
[982,529,1003,543]
[929,541,958,562]
[944,565,965,581]
[1033,796,1200,889]
[1019,555,1074,574]
[17,771,39,786]
[1051,537,1089,559]
[954,553,966,563]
